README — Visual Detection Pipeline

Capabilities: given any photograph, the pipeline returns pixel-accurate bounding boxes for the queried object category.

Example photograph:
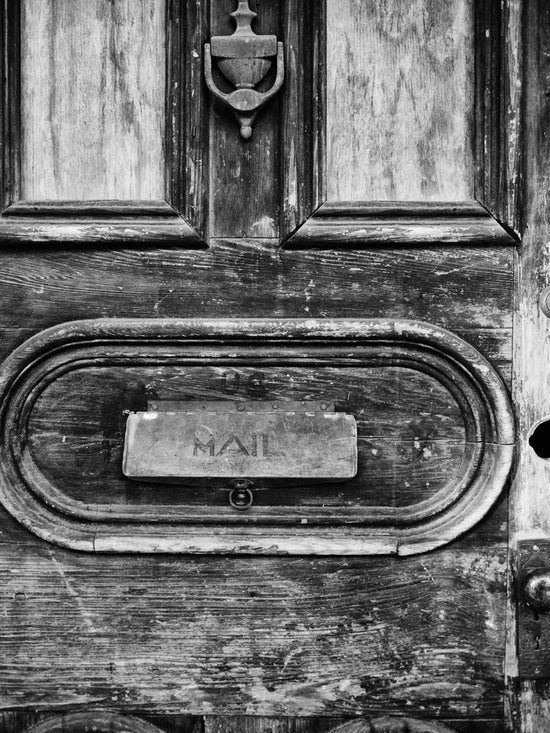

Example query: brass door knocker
[204,1,284,140]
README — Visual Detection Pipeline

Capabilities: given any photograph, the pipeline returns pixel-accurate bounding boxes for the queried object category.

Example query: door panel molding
[0,317,514,554]
[0,0,207,245]
[283,0,522,247]
[284,201,516,249]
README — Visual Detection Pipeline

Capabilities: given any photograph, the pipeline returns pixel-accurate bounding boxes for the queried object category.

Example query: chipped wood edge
[0,200,205,245]
[0,318,515,555]
[284,201,519,248]
[0,216,205,246]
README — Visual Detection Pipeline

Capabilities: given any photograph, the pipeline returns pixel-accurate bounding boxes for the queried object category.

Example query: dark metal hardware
[540,286,550,317]
[523,570,550,613]
[228,479,254,510]
[518,541,550,677]
[204,0,284,139]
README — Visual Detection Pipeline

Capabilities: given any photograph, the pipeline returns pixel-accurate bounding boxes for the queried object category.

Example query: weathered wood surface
[314,719,460,733]
[29,364,467,513]
[0,242,513,346]
[209,0,280,238]
[206,719,503,733]
[474,0,523,236]
[280,0,324,236]
[0,317,512,554]
[506,0,550,730]
[0,509,507,718]
[166,0,209,234]
[0,239,512,718]
[0,0,20,209]
[0,711,201,733]
[0,201,203,245]
[0,0,521,728]
[21,0,166,200]
[326,0,474,201]
[286,202,517,248]
[4,201,180,218]
[207,718,463,733]
[0,713,504,733]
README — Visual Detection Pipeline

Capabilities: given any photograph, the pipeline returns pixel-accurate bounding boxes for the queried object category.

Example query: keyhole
[529,419,550,459]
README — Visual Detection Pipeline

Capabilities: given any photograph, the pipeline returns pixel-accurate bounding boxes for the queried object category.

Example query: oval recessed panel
[0,318,514,554]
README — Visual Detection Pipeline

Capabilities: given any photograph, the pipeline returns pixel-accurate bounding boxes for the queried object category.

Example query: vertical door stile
[508,0,550,730]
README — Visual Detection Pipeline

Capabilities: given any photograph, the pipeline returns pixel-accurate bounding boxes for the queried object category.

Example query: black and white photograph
[0,1,541,731]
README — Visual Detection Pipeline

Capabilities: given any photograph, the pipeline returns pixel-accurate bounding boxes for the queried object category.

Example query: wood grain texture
[326,0,474,202]
[21,711,167,733]
[0,241,513,336]
[0,318,513,554]
[285,201,518,248]
[326,719,459,733]
[506,0,550,729]
[0,200,204,245]
[280,0,324,237]
[0,711,202,733]
[0,0,20,209]
[474,0,523,236]
[206,718,462,733]
[166,0,209,233]
[28,364,468,516]
[21,0,166,200]
[0,1,520,727]
[209,0,280,238]
[0,533,508,718]
[4,201,182,218]
[0,714,504,733]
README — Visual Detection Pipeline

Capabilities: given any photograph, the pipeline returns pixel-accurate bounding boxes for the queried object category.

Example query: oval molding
[328,718,459,733]
[0,318,514,555]
[22,710,165,733]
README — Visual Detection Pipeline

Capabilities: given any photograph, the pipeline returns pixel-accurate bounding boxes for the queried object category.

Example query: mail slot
[123,400,358,480]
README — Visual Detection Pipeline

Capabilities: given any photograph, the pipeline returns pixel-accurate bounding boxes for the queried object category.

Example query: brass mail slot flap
[123,405,357,480]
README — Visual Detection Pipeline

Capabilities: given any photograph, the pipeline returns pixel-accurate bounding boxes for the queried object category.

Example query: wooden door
[0,1,546,732]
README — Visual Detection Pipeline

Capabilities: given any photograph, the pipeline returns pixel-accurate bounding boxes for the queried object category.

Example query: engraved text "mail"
[193,430,283,458]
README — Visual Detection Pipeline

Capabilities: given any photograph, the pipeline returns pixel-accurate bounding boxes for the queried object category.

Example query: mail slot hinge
[146,400,336,413]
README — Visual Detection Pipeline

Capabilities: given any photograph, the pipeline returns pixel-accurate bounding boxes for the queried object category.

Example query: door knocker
[204,0,284,140]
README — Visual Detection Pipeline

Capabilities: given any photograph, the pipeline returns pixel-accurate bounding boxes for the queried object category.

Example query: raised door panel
[0,0,207,243]
[285,0,521,248]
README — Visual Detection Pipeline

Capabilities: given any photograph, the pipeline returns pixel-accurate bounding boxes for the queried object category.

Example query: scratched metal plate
[123,403,357,480]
